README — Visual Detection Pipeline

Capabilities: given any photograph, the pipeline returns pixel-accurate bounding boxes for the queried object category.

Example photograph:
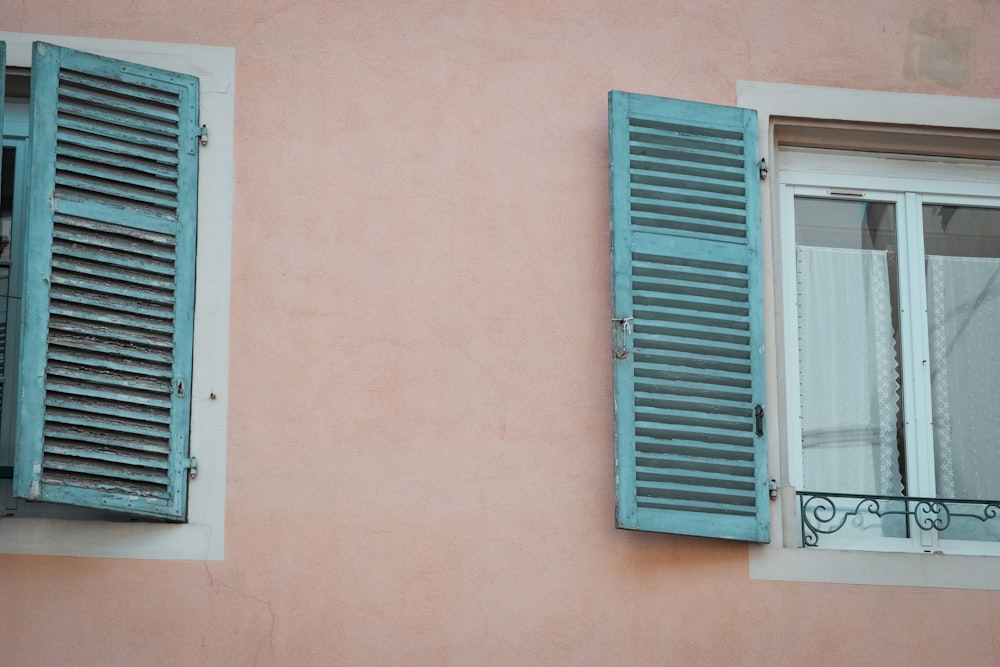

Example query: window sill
[749,540,1000,590]
[0,516,217,560]
[749,489,1000,589]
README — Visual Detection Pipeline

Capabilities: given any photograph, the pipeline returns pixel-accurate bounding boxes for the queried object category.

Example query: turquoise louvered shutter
[610,91,768,542]
[13,42,199,519]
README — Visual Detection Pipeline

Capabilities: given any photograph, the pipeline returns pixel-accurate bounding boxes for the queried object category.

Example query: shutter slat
[56,151,179,192]
[630,166,746,197]
[636,437,755,462]
[637,451,755,475]
[637,466,757,491]
[43,409,170,438]
[52,273,174,307]
[634,320,750,345]
[636,391,753,417]
[612,90,768,542]
[57,128,180,168]
[47,349,172,376]
[635,333,749,361]
[55,172,179,209]
[57,99,179,138]
[47,361,171,393]
[636,496,757,516]
[630,139,745,171]
[636,481,756,505]
[52,256,176,290]
[58,71,181,118]
[636,420,754,448]
[46,378,173,410]
[632,182,747,210]
[44,425,170,455]
[58,116,178,153]
[42,457,170,485]
[44,393,171,426]
[48,319,173,352]
[635,380,752,406]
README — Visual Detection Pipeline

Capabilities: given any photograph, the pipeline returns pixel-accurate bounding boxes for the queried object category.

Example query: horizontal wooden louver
[14,43,199,519]
[610,91,769,542]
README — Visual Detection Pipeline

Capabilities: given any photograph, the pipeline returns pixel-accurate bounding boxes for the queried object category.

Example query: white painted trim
[738,81,1000,588]
[738,82,1000,132]
[0,32,234,560]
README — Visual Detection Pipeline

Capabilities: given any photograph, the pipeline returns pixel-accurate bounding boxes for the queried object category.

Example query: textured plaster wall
[3,1,1000,665]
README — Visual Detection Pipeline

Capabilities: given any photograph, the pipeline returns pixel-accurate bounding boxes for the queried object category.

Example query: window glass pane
[795,198,903,497]
[0,146,12,262]
[924,204,1000,540]
[0,146,12,477]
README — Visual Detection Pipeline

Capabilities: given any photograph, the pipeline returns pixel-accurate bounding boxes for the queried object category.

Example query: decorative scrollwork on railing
[798,492,1000,547]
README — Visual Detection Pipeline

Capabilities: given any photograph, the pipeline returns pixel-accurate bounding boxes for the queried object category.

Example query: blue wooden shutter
[13,42,199,520]
[610,91,768,542]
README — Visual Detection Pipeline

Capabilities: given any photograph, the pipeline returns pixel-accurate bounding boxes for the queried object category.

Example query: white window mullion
[897,192,940,550]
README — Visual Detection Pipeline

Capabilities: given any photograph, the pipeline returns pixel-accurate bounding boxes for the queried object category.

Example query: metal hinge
[198,125,209,147]
[612,316,633,360]
[187,457,199,480]
[758,158,768,180]
[769,479,779,501]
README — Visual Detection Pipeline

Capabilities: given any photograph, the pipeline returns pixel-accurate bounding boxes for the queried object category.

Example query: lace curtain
[927,255,1000,502]
[796,246,902,496]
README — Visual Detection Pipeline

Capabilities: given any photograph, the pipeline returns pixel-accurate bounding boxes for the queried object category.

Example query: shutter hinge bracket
[769,479,779,501]
[198,124,209,147]
[758,158,768,180]
[754,403,764,436]
[187,457,199,480]
[612,316,633,360]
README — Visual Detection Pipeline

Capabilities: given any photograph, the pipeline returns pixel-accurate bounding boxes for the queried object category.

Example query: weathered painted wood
[13,42,198,520]
[611,90,769,543]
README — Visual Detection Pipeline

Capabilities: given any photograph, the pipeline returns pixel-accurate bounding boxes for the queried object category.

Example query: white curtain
[927,255,1000,502]
[797,246,902,496]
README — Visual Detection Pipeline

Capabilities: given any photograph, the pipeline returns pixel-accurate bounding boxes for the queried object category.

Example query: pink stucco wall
[4,1,1000,664]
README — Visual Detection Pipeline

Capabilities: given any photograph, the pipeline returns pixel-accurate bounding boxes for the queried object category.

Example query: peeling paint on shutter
[610,91,769,542]
[14,42,198,520]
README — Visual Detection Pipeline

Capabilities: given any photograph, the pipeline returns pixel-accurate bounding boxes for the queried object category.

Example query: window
[0,33,232,560]
[613,83,1000,588]
[782,150,1000,554]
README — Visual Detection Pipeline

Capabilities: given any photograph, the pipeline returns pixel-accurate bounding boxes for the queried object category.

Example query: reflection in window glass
[795,198,903,498]
[925,205,1000,541]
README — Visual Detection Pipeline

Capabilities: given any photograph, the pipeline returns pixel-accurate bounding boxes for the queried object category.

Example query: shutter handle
[754,404,764,437]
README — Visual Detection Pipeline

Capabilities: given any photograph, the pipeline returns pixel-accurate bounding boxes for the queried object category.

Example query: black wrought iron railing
[797,491,1000,547]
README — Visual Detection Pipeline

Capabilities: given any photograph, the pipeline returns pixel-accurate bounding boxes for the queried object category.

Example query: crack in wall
[203,562,276,664]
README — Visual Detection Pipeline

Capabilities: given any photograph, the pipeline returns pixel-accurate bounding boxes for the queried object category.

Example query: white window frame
[740,81,1000,588]
[0,32,233,560]
[781,150,1000,555]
